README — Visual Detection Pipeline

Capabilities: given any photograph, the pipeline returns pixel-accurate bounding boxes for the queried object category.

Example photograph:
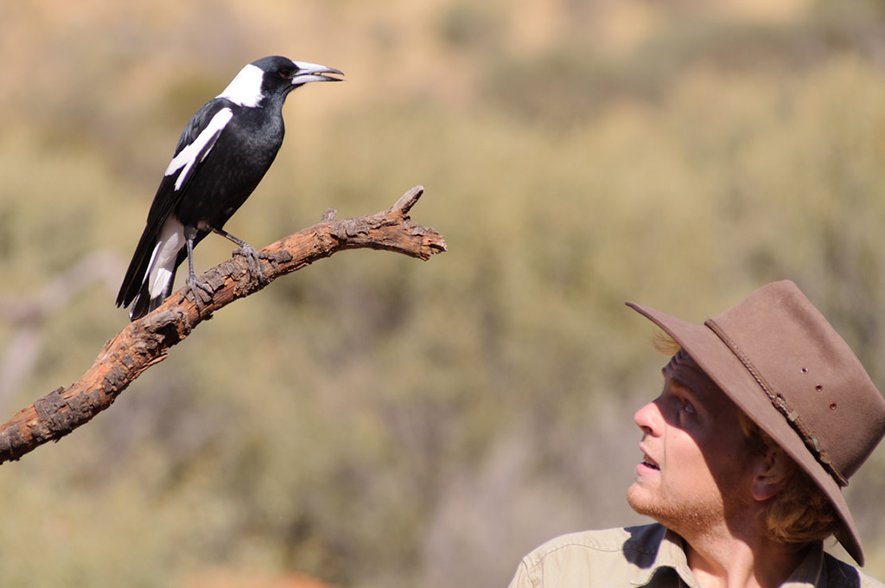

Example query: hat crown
[712,281,885,482]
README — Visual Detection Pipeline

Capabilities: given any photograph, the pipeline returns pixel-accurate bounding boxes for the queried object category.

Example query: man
[509,281,884,587]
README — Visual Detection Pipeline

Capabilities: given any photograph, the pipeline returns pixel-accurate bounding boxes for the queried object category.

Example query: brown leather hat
[627,280,885,565]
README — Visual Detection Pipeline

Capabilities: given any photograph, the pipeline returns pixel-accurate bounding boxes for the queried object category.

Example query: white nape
[217,63,265,107]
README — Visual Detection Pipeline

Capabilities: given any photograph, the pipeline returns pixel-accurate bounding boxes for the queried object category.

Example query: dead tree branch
[0,185,445,464]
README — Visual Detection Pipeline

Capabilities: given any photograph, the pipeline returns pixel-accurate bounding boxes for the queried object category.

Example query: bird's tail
[127,269,177,320]
[118,218,186,321]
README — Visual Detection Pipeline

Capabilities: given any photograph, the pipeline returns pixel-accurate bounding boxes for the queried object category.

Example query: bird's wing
[152,100,235,223]
[165,103,235,193]
[116,100,234,308]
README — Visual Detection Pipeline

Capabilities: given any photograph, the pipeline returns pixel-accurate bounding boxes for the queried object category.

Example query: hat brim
[627,301,863,565]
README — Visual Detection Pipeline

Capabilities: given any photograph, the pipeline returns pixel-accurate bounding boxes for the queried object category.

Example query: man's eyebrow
[667,377,703,401]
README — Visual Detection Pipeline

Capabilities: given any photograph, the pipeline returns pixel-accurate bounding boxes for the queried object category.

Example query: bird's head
[218,56,344,107]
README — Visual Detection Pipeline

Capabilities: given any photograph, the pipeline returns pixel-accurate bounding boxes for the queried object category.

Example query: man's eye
[679,399,695,415]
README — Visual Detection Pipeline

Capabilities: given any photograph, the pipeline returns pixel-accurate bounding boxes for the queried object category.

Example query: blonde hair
[651,329,681,356]
[738,413,841,544]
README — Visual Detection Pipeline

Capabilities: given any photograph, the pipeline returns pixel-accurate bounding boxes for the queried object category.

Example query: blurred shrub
[1,1,885,587]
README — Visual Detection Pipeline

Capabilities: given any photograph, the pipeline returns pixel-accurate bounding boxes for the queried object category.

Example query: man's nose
[634,399,663,436]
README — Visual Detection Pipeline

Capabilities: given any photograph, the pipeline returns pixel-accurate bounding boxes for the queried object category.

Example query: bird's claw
[236,245,265,285]
[183,276,214,312]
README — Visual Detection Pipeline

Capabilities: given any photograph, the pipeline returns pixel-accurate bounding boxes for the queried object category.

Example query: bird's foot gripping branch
[0,186,445,464]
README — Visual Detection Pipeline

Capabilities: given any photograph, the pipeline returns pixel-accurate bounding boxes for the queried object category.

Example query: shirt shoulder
[520,525,663,565]
[508,524,682,588]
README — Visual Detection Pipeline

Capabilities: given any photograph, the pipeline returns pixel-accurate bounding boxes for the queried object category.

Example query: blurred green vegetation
[1,0,884,586]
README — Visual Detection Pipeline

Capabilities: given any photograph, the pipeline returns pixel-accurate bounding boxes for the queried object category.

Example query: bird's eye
[278,68,293,79]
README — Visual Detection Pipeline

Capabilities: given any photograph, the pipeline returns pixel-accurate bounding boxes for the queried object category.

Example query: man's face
[627,358,754,536]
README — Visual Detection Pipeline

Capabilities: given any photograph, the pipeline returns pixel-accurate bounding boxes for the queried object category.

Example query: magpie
[116,56,343,320]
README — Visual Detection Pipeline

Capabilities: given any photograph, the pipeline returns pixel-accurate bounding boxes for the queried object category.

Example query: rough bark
[0,186,445,464]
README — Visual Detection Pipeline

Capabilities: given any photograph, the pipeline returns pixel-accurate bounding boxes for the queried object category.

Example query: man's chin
[626,483,655,517]
[627,483,678,524]
[626,483,724,536]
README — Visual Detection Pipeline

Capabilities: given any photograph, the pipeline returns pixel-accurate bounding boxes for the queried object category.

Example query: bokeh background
[1,0,884,586]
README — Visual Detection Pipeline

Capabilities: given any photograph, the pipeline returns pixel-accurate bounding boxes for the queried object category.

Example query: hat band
[704,318,849,487]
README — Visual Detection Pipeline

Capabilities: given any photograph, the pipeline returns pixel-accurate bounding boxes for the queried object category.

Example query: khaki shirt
[508,524,882,588]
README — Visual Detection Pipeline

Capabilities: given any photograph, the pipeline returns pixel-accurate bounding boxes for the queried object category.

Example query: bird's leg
[212,227,265,284]
[183,225,212,308]
[184,225,199,288]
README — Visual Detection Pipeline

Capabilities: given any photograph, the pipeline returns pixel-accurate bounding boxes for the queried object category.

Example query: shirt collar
[629,528,698,587]
[782,542,825,587]
[631,528,825,587]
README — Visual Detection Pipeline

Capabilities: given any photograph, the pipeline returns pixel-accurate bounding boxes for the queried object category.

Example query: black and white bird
[116,56,343,320]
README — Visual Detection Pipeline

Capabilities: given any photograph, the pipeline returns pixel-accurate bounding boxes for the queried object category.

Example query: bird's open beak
[291,61,344,85]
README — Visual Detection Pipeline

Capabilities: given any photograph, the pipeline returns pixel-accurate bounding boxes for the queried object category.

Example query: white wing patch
[165,107,233,191]
[217,63,265,107]
[145,216,186,298]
